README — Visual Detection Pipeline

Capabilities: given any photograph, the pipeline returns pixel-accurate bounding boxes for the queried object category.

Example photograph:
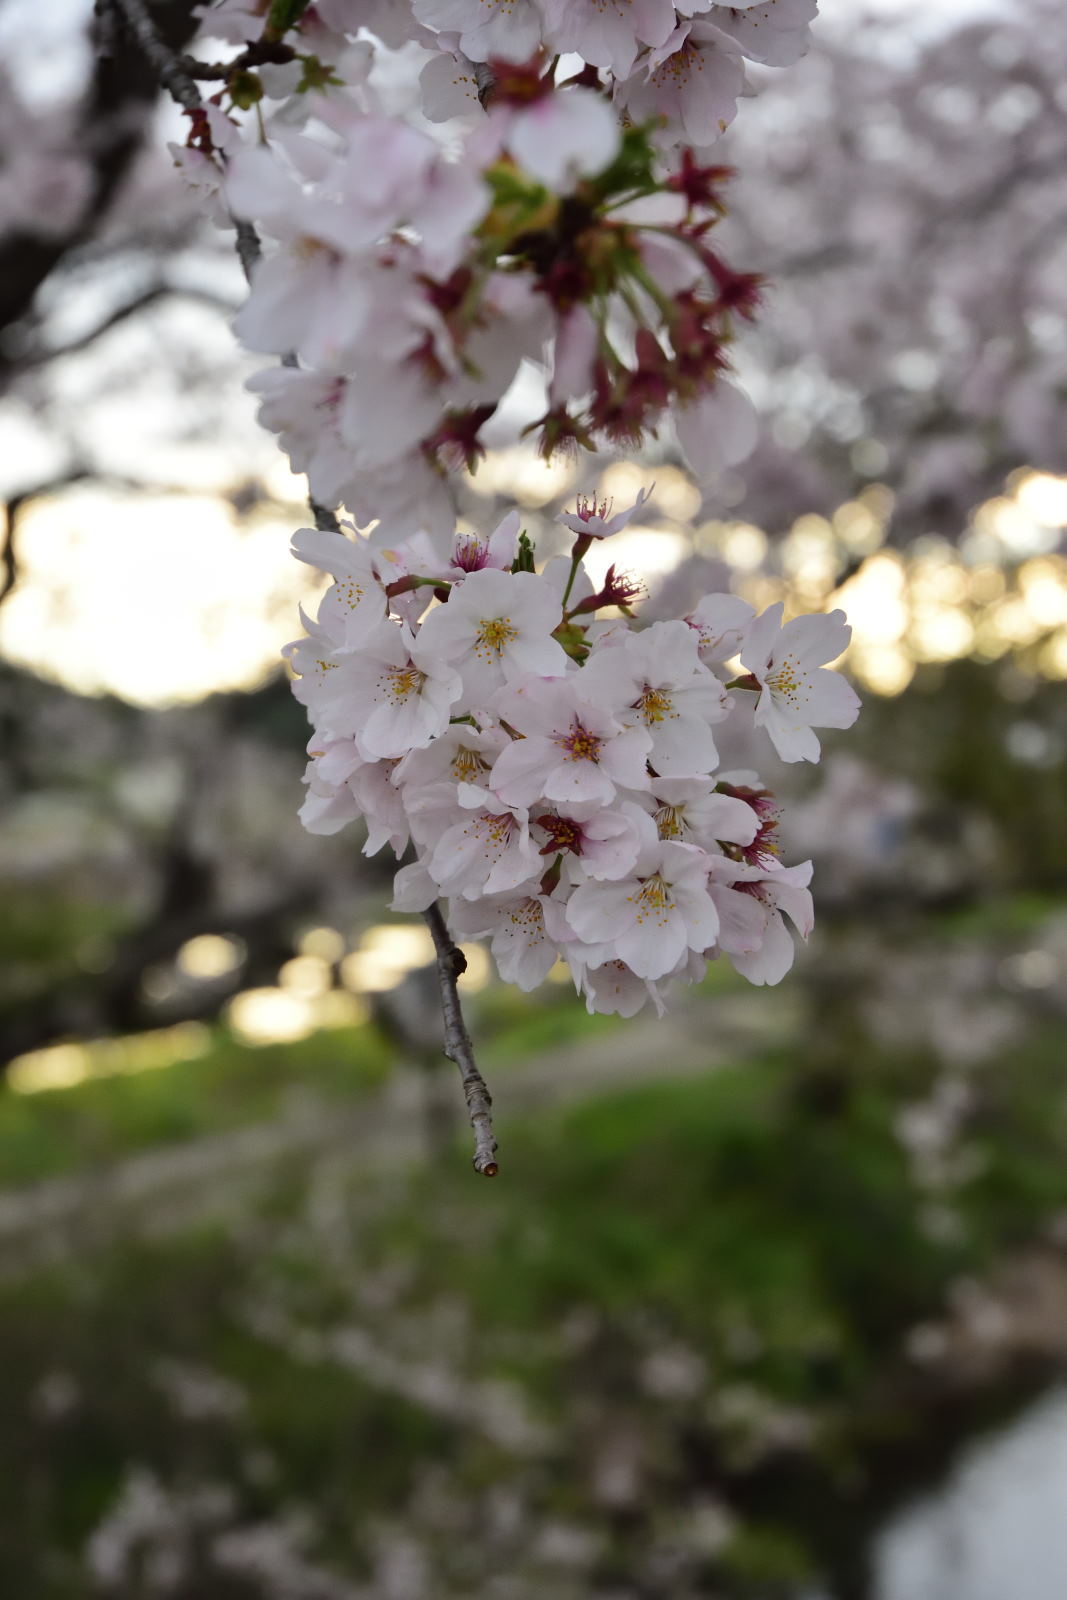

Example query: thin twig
[423,903,499,1176]
[311,500,340,532]
[176,40,297,80]
[103,0,266,289]
[15,284,239,370]
[234,219,262,285]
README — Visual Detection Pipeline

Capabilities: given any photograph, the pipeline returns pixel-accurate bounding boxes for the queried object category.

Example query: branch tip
[423,902,499,1176]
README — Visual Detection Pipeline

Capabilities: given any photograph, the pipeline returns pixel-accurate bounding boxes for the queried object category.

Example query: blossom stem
[422,902,498,1177]
[384,573,447,600]
[627,255,679,324]
[561,533,593,608]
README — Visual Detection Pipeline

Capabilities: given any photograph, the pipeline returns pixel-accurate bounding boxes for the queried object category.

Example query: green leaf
[511,531,537,574]
[265,0,312,41]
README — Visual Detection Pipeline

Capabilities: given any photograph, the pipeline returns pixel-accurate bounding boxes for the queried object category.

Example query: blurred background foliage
[2,0,1067,1596]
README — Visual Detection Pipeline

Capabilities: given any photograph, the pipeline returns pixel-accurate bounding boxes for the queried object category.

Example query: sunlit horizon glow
[0,484,318,706]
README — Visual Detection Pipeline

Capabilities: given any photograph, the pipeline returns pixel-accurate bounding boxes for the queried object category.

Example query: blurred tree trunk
[0,0,201,375]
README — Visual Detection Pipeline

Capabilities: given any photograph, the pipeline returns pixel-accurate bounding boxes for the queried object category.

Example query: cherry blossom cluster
[288,500,860,1017]
[174,0,816,543]
[159,0,860,1028]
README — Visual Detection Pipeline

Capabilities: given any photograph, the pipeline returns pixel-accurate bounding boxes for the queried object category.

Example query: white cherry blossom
[416,568,568,703]
[419,50,483,124]
[569,956,666,1019]
[501,88,621,193]
[565,838,720,981]
[414,0,544,62]
[648,778,759,850]
[741,603,861,763]
[171,0,864,1025]
[309,618,462,757]
[685,592,755,664]
[674,378,759,478]
[395,721,507,792]
[429,785,541,899]
[290,525,387,647]
[451,892,573,990]
[710,0,818,68]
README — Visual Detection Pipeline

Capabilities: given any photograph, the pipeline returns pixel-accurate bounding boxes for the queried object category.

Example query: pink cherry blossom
[674,379,759,478]
[540,0,678,77]
[429,786,541,899]
[549,305,600,408]
[648,778,759,850]
[557,486,653,540]
[614,19,745,147]
[538,800,654,883]
[489,674,653,808]
[568,956,666,1019]
[442,510,521,580]
[582,621,730,776]
[706,857,815,985]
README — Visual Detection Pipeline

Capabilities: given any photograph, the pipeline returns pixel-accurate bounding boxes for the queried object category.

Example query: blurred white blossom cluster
[174,0,817,531]
[288,501,859,1015]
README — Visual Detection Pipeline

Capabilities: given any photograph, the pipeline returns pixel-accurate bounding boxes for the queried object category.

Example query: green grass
[0,978,618,1190]
[370,1042,1065,1405]
[0,1022,1066,1596]
[0,1024,392,1189]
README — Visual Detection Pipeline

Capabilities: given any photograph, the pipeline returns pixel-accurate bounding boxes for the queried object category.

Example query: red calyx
[486,52,551,106]
[667,150,734,216]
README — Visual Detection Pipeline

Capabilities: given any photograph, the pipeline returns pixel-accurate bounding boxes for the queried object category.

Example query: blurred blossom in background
[2,0,1067,1597]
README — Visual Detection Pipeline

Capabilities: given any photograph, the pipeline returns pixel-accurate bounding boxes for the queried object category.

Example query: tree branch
[176,39,297,80]
[108,0,202,111]
[0,0,203,369]
[15,283,239,370]
[423,903,498,1176]
[2,469,93,606]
